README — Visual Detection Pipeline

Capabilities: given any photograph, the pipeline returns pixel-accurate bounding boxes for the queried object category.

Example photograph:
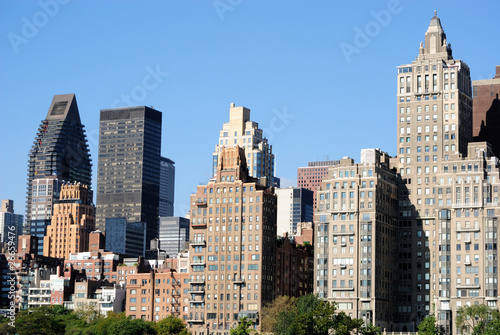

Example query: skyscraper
[96,106,162,245]
[392,13,500,334]
[0,200,23,250]
[213,103,278,187]
[25,94,92,242]
[314,149,399,330]
[43,182,95,260]
[29,176,62,255]
[188,146,277,334]
[105,218,146,257]
[159,156,175,217]
[158,216,189,257]
[275,187,313,236]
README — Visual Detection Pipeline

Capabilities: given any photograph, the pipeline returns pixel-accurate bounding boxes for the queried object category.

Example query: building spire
[421,11,452,59]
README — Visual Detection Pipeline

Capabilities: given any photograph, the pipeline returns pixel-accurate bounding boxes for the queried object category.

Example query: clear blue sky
[1,0,499,217]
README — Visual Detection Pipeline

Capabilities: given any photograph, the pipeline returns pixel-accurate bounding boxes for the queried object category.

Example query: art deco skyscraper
[395,12,472,207]
[43,182,95,260]
[25,94,92,241]
[391,13,500,334]
[188,146,277,334]
[213,103,278,187]
[96,106,162,245]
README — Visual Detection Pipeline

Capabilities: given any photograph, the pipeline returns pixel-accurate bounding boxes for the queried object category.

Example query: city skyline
[1,2,500,218]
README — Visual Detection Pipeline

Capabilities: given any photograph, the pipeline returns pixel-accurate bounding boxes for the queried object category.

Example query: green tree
[107,317,157,335]
[74,302,102,323]
[270,294,364,335]
[0,316,16,335]
[483,310,500,335]
[230,317,254,335]
[418,314,440,335]
[360,323,382,335]
[156,315,190,335]
[275,309,299,335]
[311,299,338,335]
[456,304,495,335]
[14,306,66,335]
[87,311,129,335]
[260,295,297,333]
[333,311,363,335]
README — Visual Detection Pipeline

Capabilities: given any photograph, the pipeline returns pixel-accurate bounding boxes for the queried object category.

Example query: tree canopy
[229,317,255,335]
[0,306,190,335]
[417,314,442,335]
[456,304,495,335]
[261,294,364,335]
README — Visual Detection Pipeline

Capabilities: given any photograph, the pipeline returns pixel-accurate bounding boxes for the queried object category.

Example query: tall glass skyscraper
[158,216,189,257]
[25,94,92,245]
[159,157,175,217]
[96,106,162,245]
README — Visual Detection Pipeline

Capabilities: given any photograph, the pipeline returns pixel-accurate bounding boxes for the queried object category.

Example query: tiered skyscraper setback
[188,146,277,333]
[43,182,95,260]
[213,103,278,187]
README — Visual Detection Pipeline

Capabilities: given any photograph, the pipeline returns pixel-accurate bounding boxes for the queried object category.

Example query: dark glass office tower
[159,156,175,217]
[96,106,162,245]
[26,94,92,242]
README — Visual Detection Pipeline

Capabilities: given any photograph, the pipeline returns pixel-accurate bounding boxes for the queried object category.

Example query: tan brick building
[188,146,277,335]
[43,182,95,260]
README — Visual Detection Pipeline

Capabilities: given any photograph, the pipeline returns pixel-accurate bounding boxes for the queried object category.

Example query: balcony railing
[187,318,205,323]
[232,278,245,284]
[188,299,204,304]
[195,200,207,207]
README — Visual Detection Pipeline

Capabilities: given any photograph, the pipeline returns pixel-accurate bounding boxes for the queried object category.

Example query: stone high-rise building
[43,182,95,260]
[25,94,92,237]
[213,103,278,187]
[0,200,23,250]
[393,11,474,332]
[314,149,399,330]
[188,146,277,334]
[96,106,162,245]
[391,12,500,334]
